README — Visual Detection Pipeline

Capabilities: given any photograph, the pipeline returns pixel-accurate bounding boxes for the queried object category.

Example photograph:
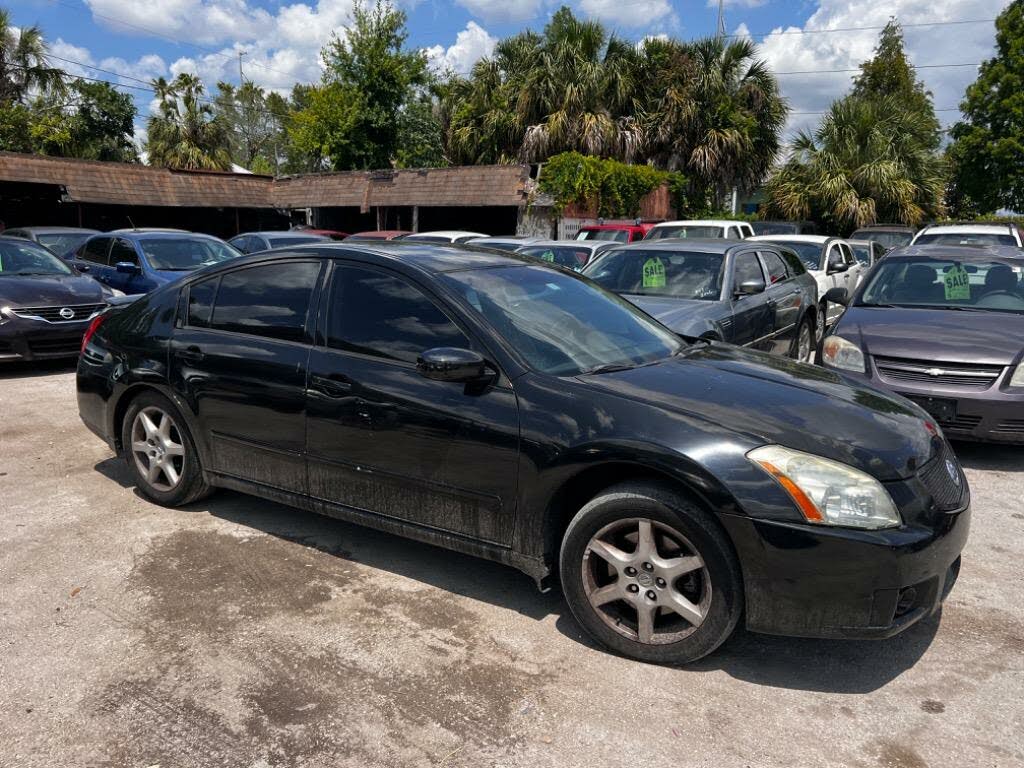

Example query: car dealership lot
[2,364,1022,768]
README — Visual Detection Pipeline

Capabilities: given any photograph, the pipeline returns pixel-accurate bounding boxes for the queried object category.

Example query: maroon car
[820,244,1024,443]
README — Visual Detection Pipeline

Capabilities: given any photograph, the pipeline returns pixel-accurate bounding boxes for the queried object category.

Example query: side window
[209,261,320,342]
[778,248,806,275]
[733,251,765,289]
[326,265,471,364]
[826,245,844,270]
[81,237,111,265]
[759,250,789,283]
[110,239,139,266]
[741,224,754,239]
[228,236,249,253]
[187,277,219,328]
[843,244,857,265]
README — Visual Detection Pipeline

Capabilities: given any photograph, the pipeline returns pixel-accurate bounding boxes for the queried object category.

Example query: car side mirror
[417,347,490,383]
[77,263,90,272]
[736,278,766,296]
[827,259,848,275]
[823,287,849,306]
[115,261,140,275]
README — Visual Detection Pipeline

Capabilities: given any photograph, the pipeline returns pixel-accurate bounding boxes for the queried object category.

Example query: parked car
[644,220,755,241]
[294,228,350,240]
[2,226,100,258]
[515,240,617,271]
[403,230,488,244]
[849,239,886,268]
[749,234,864,337]
[68,232,240,295]
[911,223,1023,248]
[583,240,819,362]
[228,231,331,254]
[78,243,968,664]
[821,245,1024,443]
[750,221,817,236]
[0,237,111,362]
[849,225,916,251]
[575,221,658,243]
[465,236,544,252]
[346,231,411,241]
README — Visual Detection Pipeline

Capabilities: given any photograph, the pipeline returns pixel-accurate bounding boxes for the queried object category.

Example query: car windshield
[442,265,684,376]
[583,248,724,300]
[860,259,1024,313]
[138,237,240,271]
[852,230,913,249]
[0,240,75,276]
[36,232,94,256]
[751,222,798,235]
[646,225,724,241]
[266,236,326,249]
[577,228,630,242]
[760,240,823,271]
[914,232,1017,247]
[851,244,873,266]
[518,246,593,271]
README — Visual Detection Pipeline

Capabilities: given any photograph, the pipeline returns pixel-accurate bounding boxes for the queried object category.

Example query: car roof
[467,236,541,243]
[749,234,834,244]
[9,226,99,233]
[404,230,488,239]
[604,239,747,255]
[106,231,221,241]
[650,220,748,228]
[852,225,916,232]
[348,230,411,238]
[917,224,1017,234]
[521,240,607,249]
[278,241,532,273]
[886,244,1024,261]
[236,231,329,238]
[846,239,881,247]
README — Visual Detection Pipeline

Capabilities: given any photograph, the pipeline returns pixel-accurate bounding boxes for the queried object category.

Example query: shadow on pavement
[0,358,77,380]
[951,441,1024,472]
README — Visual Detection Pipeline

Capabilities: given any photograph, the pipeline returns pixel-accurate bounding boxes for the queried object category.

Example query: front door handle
[177,345,205,363]
[310,374,352,398]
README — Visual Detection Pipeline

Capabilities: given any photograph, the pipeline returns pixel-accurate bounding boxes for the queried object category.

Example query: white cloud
[751,0,1005,138]
[425,22,497,76]
[454,0,543,24]
[580,0,673,27]
[709,0,766,8]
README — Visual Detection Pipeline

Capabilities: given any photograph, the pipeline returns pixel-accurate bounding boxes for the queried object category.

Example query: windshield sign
[860,259,1024,313]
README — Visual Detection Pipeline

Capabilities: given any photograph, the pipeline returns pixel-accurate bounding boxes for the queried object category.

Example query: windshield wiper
[580,362,638,375]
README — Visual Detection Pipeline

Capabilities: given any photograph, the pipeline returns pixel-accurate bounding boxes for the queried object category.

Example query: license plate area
[903,394,957,423]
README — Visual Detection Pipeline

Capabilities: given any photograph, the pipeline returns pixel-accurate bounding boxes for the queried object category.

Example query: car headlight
[821,335,865,373]
[1010,363,1024,389]
[748,445,901,530]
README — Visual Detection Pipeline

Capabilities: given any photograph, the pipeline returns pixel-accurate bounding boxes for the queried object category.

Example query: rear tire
[817,301,829,342]
[121,391,211,507]
[559,481,743,664]
[791,315,814,363]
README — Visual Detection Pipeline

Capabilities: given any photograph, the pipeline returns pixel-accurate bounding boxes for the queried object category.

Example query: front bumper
[721,500,969,639]
[0,316,90,362]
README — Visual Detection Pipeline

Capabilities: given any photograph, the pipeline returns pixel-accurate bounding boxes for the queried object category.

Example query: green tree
[948,1,1024,214]
[66,79,137,161]
[0,8,64,105]
[146,73,231,170]
[213,81,284,173]
[395,98,445,168]
[290,0,429,170]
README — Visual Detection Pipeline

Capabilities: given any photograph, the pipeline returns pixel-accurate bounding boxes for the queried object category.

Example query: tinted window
[777,248,807,275]
[138,237,239,271]
[266,236,325,249]
[229,236,252,253]
[518,246,592,271]
[751,222,799,236]
[760,250,788,283]
[852,230,914,249]
[842,244,857,265]
[646,225,725,241]
[578,229,630,243]
[915,232,1017,247]
[733,252,764,287]
[81,237,111,265]
[851,243,873,266]
[583,248,724,300]
[327,266,470,363]
[187,277,219,328]
[756,240,823,270]
[209,262,320,342]
[110,239,139,266]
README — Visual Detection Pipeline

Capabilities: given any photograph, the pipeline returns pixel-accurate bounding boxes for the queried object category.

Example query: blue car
[68,231,241,294]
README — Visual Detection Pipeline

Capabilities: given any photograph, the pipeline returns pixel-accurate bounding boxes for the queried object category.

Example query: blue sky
[5,0,1013,142]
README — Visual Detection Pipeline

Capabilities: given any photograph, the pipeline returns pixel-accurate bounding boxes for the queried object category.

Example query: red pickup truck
[574,221,658,243]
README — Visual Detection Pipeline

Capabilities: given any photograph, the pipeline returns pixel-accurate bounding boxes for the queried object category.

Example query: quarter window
[81,237,111,265]
[187,277,219,328]
[326,265,470,363]
[208,262,320,342]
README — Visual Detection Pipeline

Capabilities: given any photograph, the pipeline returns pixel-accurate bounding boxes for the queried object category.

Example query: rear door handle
[310,374,352,398]
[177,345,204,363]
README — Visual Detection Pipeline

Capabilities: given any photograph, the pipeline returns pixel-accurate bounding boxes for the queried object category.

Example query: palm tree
[146,73,232,170]
[0,8,65,105]
[765,95,946,229]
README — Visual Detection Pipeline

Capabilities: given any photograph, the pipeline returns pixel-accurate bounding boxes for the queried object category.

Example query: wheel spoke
[145,461,160,484]
[635,519,657,561]
[659,555,704,581]
[139,412,159,439]
[664,590,705,627]
[132,441,149,454]
[157,412,172,440]
[587,537,632,568]
[636,603,656,643]
[161,459,180,486]
[164,441,184,457]
[588,582,621,607]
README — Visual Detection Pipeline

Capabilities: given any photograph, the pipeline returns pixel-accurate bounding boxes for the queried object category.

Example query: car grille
[917,443,967,512]
[27,335,83,355]
[9,303,106,323]
[874,356,1004,389]
[994,419,1024,435]
[938,414,984,431]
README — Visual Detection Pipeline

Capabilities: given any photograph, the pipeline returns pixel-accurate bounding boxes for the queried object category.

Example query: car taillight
[81,313,107,354]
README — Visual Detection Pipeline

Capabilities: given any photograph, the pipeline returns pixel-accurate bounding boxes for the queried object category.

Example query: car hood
[0,273,106,307]
[836,307,1024,365]
[624,295,728,335]
[576,343,937,481]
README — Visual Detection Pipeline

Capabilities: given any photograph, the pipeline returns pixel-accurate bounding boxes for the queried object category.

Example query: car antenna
[126,215,137,231]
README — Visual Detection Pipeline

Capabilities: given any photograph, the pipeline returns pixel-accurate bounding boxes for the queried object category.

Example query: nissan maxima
[78,244,969,664]
[821,244,1024,443]
[0,236,110,362]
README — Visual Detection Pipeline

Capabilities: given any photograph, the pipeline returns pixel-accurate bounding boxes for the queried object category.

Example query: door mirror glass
[736,278,766,296]
[417,347,488,382]
[115,261,140,274]
[823,287,849,305]
[827,250,848,273]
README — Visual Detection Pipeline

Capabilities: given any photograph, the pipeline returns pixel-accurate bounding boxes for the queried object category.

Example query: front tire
[559,481,743,664]
[121,391,211,506]
[791,315,814,363]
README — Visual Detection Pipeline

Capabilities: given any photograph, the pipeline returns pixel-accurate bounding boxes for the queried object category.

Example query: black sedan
[582,240,820,362]
[822,245,1024,443]
[78,244,968,664]
[0,237,110,362]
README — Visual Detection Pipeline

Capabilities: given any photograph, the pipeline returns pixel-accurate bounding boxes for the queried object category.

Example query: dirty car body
[78,243,968,655]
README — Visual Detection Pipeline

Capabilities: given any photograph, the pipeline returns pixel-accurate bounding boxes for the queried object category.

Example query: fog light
[895,587,918,616]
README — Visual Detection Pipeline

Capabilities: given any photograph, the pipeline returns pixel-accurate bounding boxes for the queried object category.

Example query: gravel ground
[1,362,1022,768]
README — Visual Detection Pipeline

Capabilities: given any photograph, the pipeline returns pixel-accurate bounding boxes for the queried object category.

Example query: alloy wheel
[581,517,711,645]
[797,322,813,363]
[130,406,186,492]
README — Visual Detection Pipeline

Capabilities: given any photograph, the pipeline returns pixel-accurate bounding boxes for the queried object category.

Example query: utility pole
[238,50,247,84]
[717,0,726,38]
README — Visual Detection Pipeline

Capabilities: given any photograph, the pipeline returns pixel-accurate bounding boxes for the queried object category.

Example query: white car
[402,230,488,244]
[911,223,1023,248]
[644,219,755,241]
[749,235,864,336]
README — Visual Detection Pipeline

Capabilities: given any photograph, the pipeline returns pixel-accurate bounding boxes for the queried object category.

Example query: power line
[774,62,981,76]
[726,17,996,39]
